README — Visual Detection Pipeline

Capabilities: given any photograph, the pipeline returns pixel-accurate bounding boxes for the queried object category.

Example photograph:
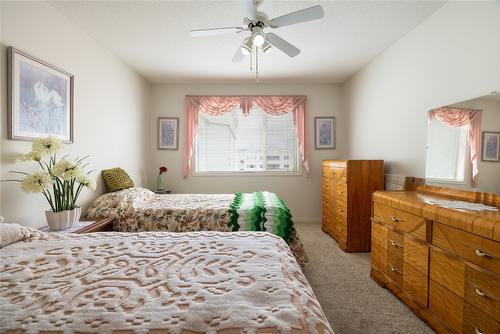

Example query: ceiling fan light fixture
[240,38,253,55]
[261,41,272,53]
[251,27,266,47]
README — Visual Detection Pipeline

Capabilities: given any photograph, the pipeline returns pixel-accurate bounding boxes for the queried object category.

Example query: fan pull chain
[255,47,260,83]
[249,48,253,71]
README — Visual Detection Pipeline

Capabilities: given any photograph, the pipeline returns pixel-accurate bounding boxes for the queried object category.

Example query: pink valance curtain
[184,95,310,178]
[428,107,482,187]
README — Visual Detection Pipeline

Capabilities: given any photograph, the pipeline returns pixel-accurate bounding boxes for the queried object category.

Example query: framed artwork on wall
[481,131,500,162]
[158,117,179,150]
[314,117,335,149]
[7,46,74,142]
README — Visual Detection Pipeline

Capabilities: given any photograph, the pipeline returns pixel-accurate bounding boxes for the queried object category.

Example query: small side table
[40,217,114,234]
[153,189,172,194]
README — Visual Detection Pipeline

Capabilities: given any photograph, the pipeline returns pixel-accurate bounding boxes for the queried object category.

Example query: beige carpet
[295,221,434,334]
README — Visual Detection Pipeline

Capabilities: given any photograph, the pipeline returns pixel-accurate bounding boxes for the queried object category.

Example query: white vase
[45,207,81,231]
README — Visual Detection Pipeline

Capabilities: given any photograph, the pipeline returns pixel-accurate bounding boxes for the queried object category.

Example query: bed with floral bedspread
[86,187,308,265]
[0,226,332,333]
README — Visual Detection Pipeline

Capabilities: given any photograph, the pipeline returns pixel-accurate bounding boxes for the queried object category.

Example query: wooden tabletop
[373,187,500,242]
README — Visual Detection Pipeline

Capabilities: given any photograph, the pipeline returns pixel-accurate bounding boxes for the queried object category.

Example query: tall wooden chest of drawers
[371,186,500,334]
[322,159,384,252]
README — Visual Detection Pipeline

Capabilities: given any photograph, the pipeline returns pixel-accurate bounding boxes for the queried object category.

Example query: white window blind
[426,118,468,182]
[195,107,299,173]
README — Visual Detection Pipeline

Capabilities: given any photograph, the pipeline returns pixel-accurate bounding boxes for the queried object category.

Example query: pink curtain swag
[184,95,310,178]
[428,107,482,187]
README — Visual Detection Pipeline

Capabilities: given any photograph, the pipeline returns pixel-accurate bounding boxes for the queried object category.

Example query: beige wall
[0,1,151,227]
[148,84,345,222]
[343,0,500,192]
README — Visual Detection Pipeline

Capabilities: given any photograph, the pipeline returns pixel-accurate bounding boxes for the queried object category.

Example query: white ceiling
[49,0,446,84]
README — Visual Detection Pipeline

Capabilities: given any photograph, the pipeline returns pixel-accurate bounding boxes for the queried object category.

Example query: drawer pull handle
[475,288,487,297]
[390,216,403,223]
[389,265,401,274]
[475,249,499,259]
[389,240,403,248]
[474,328,483,334]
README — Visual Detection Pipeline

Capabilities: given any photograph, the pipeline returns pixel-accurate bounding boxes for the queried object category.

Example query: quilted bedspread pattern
[0,230,332,333]
[86,188,307,265]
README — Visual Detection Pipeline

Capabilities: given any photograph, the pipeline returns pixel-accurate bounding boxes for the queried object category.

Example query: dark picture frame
[314,117,336,149]
[158,117,179,150]
[481,131,500,162]
[7,46,74,142]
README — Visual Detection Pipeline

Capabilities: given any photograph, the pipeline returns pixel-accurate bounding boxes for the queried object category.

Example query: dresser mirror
[425,92,500,194]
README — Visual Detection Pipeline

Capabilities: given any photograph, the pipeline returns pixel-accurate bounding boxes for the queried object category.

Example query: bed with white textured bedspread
[86,187,308,265]
[0,228,332,333]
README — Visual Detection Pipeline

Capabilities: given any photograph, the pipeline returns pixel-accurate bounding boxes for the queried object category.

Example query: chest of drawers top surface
[373,187,500,242]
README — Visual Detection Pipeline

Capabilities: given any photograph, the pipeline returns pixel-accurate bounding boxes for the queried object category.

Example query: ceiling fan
[190,0,325,63]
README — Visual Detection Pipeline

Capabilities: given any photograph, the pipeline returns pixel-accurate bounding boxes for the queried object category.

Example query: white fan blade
[232,47,246,63]
[266,33,300,57]
[269,5,324,28]
[190,27,243,37]
[240,0,257,21]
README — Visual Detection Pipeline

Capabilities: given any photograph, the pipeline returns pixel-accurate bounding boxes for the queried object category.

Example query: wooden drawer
[373,203,427,240]
[322,166,346,179]
[430,248,500,331]
[463,302,500,334]
[433,223,500,276]
[372,221,388,273]
[387,230,404,259]
[465,266,500,320]
[387,232,404,286]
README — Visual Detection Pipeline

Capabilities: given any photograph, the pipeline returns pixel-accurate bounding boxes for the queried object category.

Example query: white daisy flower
[32,136,62,157]
[52,160,81,181]
[76,174,96,191]
[20,172,53,193]
[16,151,42,163]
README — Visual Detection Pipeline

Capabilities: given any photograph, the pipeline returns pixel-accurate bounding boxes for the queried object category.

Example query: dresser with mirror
[371,92,500,334]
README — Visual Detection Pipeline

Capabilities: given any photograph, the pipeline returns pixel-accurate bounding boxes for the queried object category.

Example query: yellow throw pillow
[102,168,134,192]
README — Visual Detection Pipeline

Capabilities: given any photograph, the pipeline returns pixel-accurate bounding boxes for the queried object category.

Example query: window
[426,118,468,182]
[195,107,299,173]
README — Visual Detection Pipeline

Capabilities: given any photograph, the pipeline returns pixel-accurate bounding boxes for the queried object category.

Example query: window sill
[191,171,303,177]
[426,178,467,186]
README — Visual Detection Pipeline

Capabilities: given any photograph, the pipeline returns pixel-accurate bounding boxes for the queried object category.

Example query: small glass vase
[156,173,166,191]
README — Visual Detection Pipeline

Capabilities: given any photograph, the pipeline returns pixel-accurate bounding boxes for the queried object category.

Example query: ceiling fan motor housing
[244,12,269,28]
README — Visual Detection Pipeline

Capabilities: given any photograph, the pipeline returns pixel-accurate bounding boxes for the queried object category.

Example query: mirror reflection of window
[426,119,468,183]
[425,92,500,193]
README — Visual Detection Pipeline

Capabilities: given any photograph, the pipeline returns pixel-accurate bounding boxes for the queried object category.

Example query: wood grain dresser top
[373,188,500,242]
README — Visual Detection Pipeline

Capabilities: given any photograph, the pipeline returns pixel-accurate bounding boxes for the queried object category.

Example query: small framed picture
[481,131,500,162]
[314,117,335,149]
[158,117,179,150]
[8,47,74,142]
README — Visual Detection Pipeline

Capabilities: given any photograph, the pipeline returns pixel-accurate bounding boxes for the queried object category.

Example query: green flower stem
[42,190,55,212]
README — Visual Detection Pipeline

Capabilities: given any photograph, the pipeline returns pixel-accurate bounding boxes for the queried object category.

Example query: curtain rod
[430,106,483,112]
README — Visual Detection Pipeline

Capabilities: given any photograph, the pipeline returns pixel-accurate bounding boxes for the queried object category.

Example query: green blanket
[228,191,293,244]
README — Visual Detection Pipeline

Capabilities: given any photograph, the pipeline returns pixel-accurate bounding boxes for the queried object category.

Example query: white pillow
[0,222,28,248]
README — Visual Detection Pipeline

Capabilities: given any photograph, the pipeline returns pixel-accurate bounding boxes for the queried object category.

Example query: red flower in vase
[159,166,168,174]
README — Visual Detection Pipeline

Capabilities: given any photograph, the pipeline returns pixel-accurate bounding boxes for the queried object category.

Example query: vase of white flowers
[5,136,96,231]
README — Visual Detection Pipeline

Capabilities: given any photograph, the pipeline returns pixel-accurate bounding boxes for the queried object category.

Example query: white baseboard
[293,218,321,223]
